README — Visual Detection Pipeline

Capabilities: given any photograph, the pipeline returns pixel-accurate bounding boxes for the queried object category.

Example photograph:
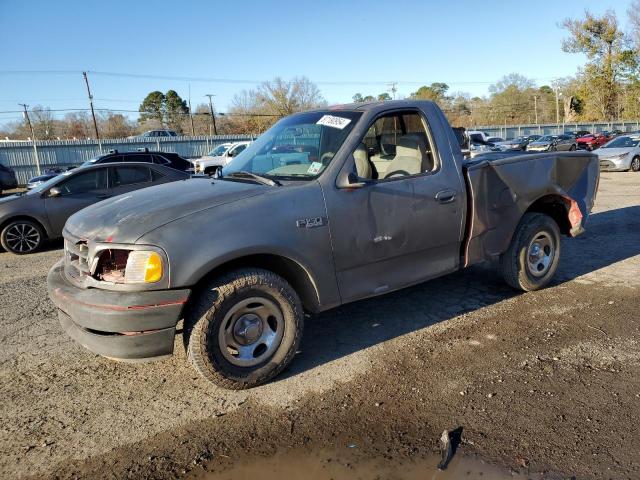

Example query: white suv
[193,141,251,175]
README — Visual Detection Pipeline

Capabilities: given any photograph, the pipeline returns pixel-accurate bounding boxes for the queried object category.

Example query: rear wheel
[184,268,304,389]
[499,213,561,291]
[631,156,640,172]
[569,144,576,151]
[1,219,45,254]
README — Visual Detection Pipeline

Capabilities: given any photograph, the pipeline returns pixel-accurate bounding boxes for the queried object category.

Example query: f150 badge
[296,217,325,229]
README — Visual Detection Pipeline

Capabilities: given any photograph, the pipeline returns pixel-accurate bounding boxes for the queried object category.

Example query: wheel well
[193,254,320,313]
[0,216,48,239]
[525,195,571,235]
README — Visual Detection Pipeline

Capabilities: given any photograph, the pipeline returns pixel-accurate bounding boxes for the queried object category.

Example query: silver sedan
[596,135,640,172]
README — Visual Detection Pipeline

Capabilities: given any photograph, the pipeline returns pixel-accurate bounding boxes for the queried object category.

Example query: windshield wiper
[223,171,281,186]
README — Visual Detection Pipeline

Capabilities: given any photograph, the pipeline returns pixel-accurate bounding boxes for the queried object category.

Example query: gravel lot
[1,172,639,479]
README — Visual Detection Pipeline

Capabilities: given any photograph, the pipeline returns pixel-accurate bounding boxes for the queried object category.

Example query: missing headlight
[94,249,129,283]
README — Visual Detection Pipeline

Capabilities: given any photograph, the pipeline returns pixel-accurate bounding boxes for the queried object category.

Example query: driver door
[45,167,110,234]
[324,110,465,303]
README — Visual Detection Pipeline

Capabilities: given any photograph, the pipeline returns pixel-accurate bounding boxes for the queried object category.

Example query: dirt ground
[1,173,639,479]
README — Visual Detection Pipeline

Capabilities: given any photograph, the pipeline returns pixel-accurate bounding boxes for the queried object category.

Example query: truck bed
[461,151,599,267]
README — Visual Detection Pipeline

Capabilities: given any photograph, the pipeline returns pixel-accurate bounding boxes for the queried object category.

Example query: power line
[0,69,559,87]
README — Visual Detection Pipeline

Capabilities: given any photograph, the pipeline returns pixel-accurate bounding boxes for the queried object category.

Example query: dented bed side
[462,152,599,267]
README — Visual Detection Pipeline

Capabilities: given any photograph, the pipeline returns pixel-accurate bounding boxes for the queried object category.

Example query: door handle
[96,193,111,199]
[435,190,456,204]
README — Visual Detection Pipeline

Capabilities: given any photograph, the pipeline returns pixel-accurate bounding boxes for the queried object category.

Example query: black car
[0,164,18,195]
[81,149,193,172]
[0,162,189,254]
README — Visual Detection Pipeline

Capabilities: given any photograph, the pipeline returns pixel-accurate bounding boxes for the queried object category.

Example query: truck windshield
[208,145,229,156]
[222,110,362,180]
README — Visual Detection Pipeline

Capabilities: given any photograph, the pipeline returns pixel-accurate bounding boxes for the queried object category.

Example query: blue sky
[0,0,635,125]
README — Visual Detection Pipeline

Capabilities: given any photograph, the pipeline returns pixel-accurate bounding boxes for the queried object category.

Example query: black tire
[631,156,640,172]
[1,219,45,254]
[569,144,576,151]
[183,268,304,389]
[499,213,561,291]
[204,166,220,176]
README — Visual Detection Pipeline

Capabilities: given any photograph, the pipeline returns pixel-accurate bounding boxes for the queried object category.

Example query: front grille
[63,232,90,286]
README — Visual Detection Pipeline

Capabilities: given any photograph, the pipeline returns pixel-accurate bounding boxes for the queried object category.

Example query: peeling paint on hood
[64,178,266,244]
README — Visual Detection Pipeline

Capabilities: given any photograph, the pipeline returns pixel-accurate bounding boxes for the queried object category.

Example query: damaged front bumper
[47,260,191,361]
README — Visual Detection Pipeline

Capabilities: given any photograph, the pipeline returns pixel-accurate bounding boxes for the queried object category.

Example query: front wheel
[184,268,304,389]
[569,144,576,151]
[1,219,45,254]
[631,156,640,172]
[499,213,561,291]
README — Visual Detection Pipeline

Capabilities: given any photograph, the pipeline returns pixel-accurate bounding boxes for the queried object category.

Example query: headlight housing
[91,247,166,285]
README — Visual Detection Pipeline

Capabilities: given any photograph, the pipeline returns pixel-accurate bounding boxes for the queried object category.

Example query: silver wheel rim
[5,223,40,253]
[527,232,555,277]
[218,297,284,367]
[632,158,640,171]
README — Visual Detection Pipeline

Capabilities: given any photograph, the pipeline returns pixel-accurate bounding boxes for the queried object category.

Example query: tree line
[2,5,640,140]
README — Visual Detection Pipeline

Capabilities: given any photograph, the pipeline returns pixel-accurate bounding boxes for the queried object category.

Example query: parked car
[596,134,640,172]
[0,163,189,254]
[0,164,18,194]
[496,135,541,152]
[576,133,609,151]
[130,130,179,139]
[466,131,499,157]
[81,149,193,172]
[47,100,599,389]
[26,168,68,190]
[526,134,577,152]
[193,141,252,175]
[486,136,504,144]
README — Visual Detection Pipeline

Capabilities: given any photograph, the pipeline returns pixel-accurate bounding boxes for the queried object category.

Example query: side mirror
[49,187,62,197]
[337,170,367,189]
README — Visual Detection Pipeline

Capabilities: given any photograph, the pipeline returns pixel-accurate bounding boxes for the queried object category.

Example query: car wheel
[204,166,220,176]
[631,156,640,172]
[569,144,576,151]
[1,219,45,254]
[499,213,561,292]
[184,268,304,389]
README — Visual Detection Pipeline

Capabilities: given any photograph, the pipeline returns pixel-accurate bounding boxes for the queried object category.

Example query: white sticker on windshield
[316,115,351,130]
[307,162,323,175]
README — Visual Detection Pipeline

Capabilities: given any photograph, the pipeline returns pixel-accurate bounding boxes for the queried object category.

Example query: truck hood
[65,178,267,244]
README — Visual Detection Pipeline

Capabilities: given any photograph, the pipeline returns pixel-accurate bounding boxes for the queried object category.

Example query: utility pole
[188,84,195,136]
[205,94,218,136]
[386,82,398,100]
[533,95,539,124]
[554,86,561,131]
[19,104,41,176]
[82,71,102,152]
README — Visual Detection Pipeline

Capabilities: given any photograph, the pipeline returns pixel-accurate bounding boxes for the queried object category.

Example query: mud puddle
[188,448,528,480]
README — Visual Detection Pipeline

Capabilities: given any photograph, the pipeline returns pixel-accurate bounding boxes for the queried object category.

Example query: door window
[112,166,152,187]
[57,169,108,194]
[153,155,170,165]
[357,111,437,180]
[228,144,247,157]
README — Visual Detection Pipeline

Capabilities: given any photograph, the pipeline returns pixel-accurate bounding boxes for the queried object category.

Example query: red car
[576,133,610,151]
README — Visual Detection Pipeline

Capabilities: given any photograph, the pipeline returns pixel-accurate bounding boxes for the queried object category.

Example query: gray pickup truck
[47,100,599,389]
